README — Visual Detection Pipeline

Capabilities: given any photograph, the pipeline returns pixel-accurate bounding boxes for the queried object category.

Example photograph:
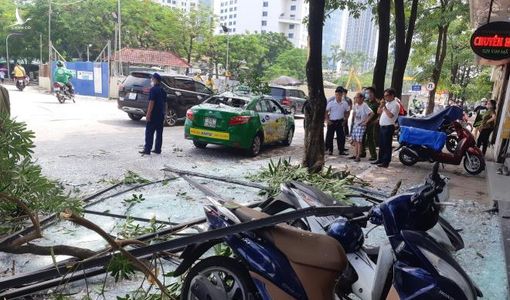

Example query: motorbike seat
[232,206,347,272]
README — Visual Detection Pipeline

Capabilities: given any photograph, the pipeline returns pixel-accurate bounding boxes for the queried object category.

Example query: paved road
[9,85,305,192]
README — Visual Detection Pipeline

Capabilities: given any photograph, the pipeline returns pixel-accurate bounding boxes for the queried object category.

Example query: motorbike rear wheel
[399,149,418,166]
[181,256,258,300]
[463,153,485,175]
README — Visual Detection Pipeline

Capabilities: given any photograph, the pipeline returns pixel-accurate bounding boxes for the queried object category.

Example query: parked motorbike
[399,121,485,175]
[259,178,464,299]
[175,164,481,300]
[53,82,75,104]
[399,106,464,153]
[14,76,27,91]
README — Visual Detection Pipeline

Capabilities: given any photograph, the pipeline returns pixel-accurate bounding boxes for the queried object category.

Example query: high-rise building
[213,0,308,48]
[344,5,378,73]
[322,9,348,70]
[154,0,199,11]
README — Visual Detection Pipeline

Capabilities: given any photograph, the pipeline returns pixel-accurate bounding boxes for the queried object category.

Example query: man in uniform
[372,88,400,168]
[140,73,167,155]
[325,86,350,155]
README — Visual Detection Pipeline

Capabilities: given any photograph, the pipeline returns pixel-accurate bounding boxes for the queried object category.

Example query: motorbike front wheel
[57,94,65,104]
[399,149,418,166]
[181,256,258,300]
[463,153,485,175]
[446,135,458,153]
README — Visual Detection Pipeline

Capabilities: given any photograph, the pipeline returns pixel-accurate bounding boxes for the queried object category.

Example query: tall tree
[372,0,390,99]
[303,0,327,172]
[303,0,368,172]
[390,0,419,98]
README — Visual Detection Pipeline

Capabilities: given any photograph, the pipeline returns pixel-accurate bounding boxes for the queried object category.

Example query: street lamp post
[221,25,230,78]
[87,44,92,61]
[6,33,23,80]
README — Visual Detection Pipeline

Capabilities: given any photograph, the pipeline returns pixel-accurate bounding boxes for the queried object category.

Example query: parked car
[117,72,213,126]
[184,92,295,156]
[268,85,307,115]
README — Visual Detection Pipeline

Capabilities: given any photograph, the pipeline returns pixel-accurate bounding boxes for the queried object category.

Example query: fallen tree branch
[60,210,170,297]
[0,192,42,247]
[0,244,96,260]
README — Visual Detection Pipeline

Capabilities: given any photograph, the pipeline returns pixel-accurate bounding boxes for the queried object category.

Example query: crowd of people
[324,86,498,168]
[325,86,402,168]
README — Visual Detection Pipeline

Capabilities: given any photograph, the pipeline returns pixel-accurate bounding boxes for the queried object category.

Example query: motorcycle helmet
[56,61,64,67]
[327,217,364,253]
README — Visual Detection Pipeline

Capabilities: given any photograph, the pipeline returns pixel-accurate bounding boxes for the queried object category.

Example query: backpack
[397,98,407,116]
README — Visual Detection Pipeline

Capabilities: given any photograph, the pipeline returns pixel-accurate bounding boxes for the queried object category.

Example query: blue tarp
[51,61,109,98]
[399,126,447,152]
[398,106,463,131]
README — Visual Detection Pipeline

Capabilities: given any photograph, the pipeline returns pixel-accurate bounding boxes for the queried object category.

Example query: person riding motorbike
[12,63,26,82]
[53,61,74,95]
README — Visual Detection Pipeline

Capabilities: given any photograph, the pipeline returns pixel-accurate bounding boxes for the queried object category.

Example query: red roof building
[113,48,190,69]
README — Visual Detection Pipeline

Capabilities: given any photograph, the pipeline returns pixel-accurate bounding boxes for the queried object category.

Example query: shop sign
[470,21,510,61]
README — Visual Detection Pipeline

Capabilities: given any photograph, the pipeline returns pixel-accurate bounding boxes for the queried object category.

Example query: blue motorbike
[176,164,481,300]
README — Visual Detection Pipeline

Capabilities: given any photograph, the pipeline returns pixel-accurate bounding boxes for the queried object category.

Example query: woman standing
[350,92,373,161]
[476,99,497,155]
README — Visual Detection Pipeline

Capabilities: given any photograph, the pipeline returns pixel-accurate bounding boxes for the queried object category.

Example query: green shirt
[366,100,379,123]
[54,67,73,84]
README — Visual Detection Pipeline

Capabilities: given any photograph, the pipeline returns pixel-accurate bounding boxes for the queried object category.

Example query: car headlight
[418,247,475,300]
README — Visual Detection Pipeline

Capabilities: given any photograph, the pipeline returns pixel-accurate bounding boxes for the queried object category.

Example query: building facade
[344,5,378,73]
[154,0,199,11]
[213,0,308,48]
[322,9,348,70]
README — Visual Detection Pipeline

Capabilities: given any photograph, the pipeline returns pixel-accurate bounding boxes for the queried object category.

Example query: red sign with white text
[470,21,510,61]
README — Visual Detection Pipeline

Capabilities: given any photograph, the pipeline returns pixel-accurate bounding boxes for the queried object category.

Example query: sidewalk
[487,161,510,295]
[325,153,507,298]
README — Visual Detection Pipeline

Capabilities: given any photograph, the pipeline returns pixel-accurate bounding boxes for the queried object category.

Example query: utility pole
[87,44,92,61]
[117,0,122,75]
[40,33,43,64]
[48,0,52,63]
[6,33,22,80]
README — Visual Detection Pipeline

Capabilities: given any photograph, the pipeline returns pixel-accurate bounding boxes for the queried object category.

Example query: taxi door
[257,99,288,143]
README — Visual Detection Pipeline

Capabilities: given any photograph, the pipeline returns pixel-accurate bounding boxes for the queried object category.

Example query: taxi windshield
[205,96,249,108]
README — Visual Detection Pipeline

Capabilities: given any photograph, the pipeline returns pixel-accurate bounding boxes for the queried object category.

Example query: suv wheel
[127,113,143,121]
[165,108,178,126]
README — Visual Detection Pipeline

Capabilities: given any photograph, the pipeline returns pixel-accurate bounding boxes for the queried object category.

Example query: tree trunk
[426,25,449,114]
[303,0,326,173]
[390,0,419,98]
[372,0,391,99]
[186,37,194,75]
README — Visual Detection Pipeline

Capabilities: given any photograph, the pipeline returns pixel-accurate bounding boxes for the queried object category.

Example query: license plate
[204,117,216,128]
[128,92,137,100]
[190,128,229,140]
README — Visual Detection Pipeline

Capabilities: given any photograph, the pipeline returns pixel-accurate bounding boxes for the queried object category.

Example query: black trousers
[325,119,345,153]
[378,125,395,164]
[477,128,493,155]
[144,120,164,153]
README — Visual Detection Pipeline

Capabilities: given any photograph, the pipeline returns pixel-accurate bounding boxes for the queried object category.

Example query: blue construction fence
[51,61,109,98]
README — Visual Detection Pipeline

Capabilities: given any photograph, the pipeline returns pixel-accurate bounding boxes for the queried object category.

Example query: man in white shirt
[372,88,400,168]
[325,86,350,155]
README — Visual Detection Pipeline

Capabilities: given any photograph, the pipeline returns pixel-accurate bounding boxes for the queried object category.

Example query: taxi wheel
[283,127,294,146]
[193,140,208,149]
[247,134,262,157]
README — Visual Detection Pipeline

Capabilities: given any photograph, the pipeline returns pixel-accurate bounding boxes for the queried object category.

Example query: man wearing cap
[325,87,350,155]
[140,73,167,155]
